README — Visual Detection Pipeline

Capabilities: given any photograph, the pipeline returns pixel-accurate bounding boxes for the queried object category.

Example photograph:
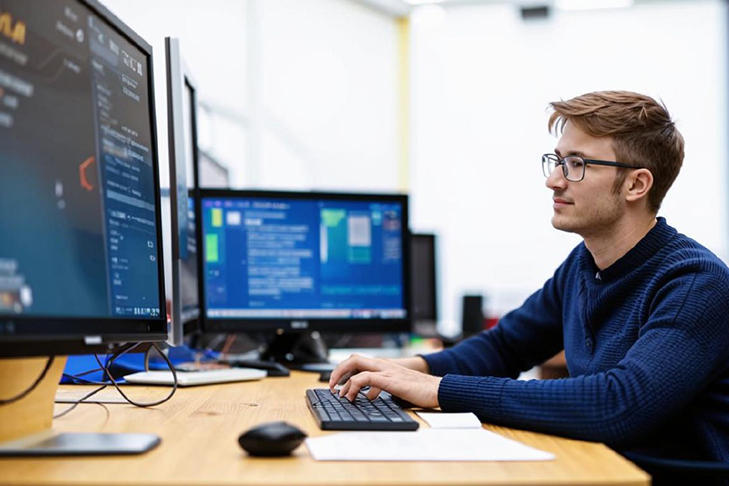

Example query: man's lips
[553,197,573,207]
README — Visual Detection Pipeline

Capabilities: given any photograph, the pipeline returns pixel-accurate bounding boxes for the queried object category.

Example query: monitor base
[0,431,160,456]
[0,356,160,456]
[261,331,329,367]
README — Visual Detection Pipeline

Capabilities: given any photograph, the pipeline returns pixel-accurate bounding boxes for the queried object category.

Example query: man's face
[546,122,625,237]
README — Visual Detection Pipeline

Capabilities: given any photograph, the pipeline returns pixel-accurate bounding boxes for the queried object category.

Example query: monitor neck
[0,356,67,443]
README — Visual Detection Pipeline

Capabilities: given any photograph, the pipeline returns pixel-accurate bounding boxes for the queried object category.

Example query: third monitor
[197,189,411,365]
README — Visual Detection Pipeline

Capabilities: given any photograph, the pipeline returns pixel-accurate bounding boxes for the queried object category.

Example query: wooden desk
[0,372,649,486]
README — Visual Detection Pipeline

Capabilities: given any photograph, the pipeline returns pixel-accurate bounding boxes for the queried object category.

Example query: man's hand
[328,354,442,409]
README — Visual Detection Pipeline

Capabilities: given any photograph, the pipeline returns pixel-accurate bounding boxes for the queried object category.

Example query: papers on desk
[415,411,482,429]
[305,429,555,462]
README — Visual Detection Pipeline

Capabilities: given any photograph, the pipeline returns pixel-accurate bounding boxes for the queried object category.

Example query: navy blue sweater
[424,218,729,462]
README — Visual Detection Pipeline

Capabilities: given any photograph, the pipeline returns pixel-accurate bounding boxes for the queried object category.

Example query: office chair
[624,451,729,486]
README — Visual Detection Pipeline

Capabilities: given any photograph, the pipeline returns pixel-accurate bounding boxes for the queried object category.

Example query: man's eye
[566,157,584,168]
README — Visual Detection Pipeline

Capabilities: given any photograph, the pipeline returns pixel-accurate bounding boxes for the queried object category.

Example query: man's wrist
[393,356,430,374]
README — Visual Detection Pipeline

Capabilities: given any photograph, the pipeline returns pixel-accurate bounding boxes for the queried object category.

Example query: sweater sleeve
[435,271,729,447]
[423,260,568,378]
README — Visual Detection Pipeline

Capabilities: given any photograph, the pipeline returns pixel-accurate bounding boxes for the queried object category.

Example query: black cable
[72,367,106,378]
[60,342,142,386]
[144,344,153,372]
[95,342,177,408]
[62,373,110,386]
[0,356,55,405]
[53,384,108,419]
[105,342,141,369]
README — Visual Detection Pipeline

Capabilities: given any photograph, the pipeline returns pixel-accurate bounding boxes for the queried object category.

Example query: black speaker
[520,5,550,21]
[461,295,484,338]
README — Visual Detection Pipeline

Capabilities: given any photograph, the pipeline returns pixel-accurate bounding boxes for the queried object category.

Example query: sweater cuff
[438,374,508,419]
[422,350,456,377]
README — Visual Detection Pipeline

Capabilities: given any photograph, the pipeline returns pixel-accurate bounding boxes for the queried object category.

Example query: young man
[329,91,729,466]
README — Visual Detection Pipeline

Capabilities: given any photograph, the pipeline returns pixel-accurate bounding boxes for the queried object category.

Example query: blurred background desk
[0,372,649,486]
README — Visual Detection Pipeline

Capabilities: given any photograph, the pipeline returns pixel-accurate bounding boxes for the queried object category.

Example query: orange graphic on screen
[79,156,95,191]
[0,12,26,45]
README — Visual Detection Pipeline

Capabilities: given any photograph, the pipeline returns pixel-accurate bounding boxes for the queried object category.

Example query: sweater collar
[582,217,677,283]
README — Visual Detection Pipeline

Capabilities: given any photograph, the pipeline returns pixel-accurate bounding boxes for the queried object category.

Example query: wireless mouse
[238,421,307,457]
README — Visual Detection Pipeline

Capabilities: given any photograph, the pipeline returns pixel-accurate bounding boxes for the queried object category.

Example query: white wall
[101,0,400,192]
[100,0,249,188]
[410,0,728,334]
[257,0,400,192]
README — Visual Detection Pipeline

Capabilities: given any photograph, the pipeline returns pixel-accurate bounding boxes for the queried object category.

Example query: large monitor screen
[199,190,410,334]
[0,0,166,355]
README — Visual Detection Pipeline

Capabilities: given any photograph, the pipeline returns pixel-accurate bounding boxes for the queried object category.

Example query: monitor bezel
[0,0,168,357]
[197,188,412,335]
[165,36,202,346]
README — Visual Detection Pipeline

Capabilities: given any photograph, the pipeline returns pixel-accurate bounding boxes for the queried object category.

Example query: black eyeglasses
[542,153,644,182]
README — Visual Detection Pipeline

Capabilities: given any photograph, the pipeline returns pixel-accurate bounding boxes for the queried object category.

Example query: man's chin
[551,215,578,234]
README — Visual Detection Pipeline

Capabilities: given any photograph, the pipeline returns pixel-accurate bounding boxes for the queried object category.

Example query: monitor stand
[0,356,160,456]
[260,331,331,370]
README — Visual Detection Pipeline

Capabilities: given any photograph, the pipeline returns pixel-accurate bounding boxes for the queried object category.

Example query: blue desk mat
[61,345,204,384]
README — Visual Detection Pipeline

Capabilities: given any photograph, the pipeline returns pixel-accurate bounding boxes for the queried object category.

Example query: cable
[59,342,175,408]
[95,342,177,408]
[61,342,142,386]
[143,344,154,372]
[53,384,108,419]
[49,342,176,419]
[62,373,109,386]
[0,356,55,405]
[220,334,237,359]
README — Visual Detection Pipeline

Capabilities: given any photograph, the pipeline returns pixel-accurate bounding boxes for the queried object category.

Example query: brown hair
[548,91,684,213]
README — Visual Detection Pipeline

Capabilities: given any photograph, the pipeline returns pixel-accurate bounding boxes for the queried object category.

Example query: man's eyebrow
[555,149,588,158]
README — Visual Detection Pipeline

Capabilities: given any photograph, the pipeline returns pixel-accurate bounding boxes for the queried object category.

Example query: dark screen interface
[203,196,406,320]
[180,196,198,321]
[0,0,162,318]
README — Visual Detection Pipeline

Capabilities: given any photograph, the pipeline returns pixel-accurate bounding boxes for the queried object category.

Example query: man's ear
[625,168,653,203]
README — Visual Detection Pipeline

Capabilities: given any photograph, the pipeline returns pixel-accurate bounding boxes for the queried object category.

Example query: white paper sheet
[305,429,555,461]
[415,411,482,429]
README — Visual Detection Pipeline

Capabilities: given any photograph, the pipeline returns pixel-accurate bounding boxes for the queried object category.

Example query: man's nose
[545,165,568,190]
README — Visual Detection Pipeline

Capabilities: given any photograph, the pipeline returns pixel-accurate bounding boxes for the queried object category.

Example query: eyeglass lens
[542,155,585,181]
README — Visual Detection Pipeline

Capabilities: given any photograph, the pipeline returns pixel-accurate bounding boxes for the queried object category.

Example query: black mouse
[238,421,307,457]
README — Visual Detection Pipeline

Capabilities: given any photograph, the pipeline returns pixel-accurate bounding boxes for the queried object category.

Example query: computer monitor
[0,0,166,453]
[165,37,200,346]
[411,233,438,335]
[198,189,410,364]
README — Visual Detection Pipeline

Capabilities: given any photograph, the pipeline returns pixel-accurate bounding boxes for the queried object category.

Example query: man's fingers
[328,355,359,390]
[365,385,383,401]
[328,354,370,391]
[330,371,352,390]
[343,372,373,402]
[338,380,352,398]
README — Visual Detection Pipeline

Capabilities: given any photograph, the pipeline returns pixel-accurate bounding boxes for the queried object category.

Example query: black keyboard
[306,388,419,431]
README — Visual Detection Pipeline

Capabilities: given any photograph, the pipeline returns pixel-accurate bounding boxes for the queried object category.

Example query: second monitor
[198,190,411,364]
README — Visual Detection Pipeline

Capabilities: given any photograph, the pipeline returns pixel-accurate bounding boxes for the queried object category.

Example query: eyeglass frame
[542,153,645,182]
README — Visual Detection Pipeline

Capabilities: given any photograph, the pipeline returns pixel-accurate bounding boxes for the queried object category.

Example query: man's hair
[548,91,684,213]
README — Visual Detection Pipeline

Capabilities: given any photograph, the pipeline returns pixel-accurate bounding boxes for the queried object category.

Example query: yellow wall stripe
[397,16,410,193]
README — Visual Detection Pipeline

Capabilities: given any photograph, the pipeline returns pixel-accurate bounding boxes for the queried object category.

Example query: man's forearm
[392,356,430,374]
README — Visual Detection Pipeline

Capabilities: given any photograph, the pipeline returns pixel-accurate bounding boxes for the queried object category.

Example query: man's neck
[583,215,658,271]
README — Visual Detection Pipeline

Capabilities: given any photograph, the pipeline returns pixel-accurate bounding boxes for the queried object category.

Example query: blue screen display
[202,195,407,320]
